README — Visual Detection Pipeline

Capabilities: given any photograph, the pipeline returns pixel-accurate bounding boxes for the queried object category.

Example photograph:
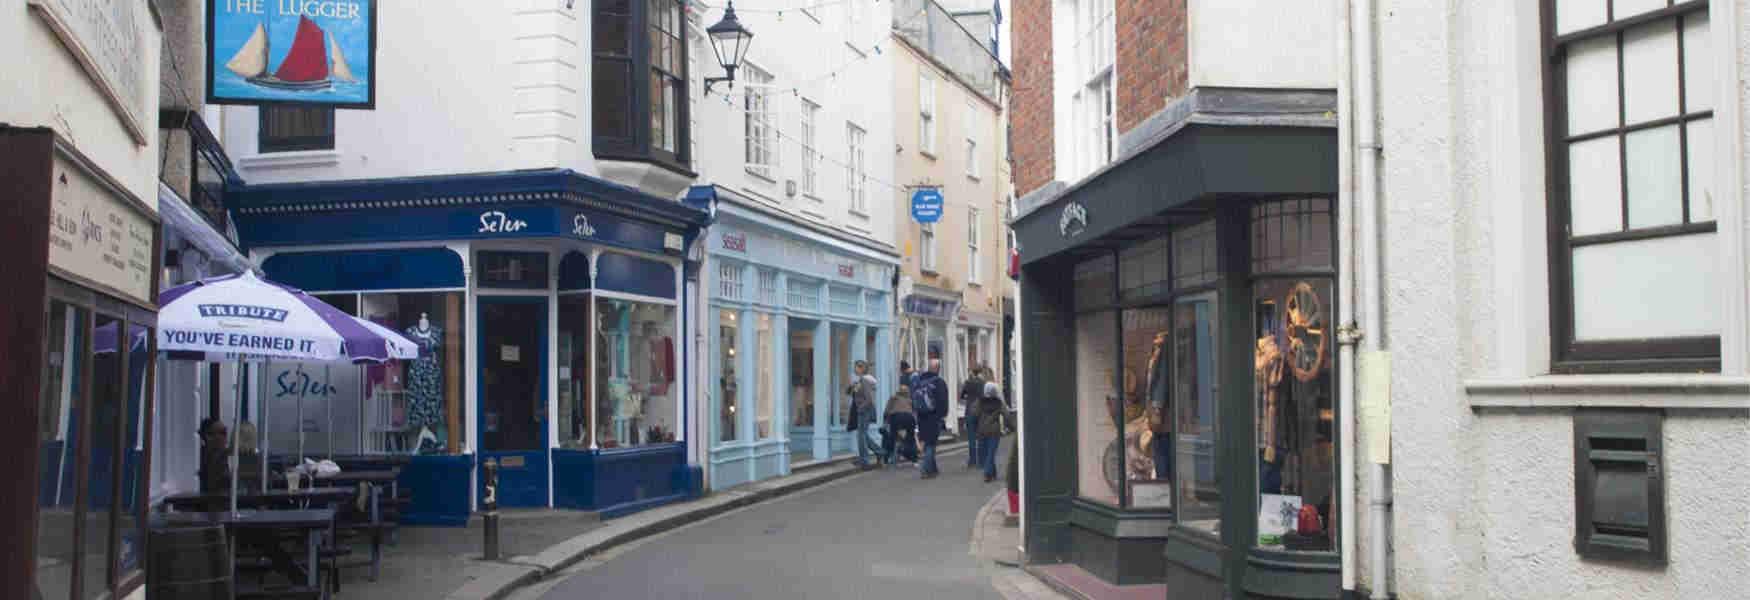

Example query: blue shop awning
[229,169,710,253]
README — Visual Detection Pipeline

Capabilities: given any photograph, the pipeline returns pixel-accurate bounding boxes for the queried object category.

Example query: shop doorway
[478,297,548,507]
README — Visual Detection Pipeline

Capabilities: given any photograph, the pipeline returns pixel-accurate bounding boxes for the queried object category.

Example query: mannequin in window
[405,312,446,452]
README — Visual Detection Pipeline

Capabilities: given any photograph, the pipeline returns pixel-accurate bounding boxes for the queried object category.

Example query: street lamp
[704,1,753,96]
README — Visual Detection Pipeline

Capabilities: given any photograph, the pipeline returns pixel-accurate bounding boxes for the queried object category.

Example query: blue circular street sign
[911,188,944,223]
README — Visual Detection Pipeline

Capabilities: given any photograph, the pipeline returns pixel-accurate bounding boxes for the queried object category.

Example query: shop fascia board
[711,188,901,266]
[1011,122,1338,266]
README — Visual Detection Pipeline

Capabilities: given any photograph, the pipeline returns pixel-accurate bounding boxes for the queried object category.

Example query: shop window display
[297,292,467,455]
[756,314,776,439]
[559,296,591,448]
[718,309,739,443]
[1174,294,1220,534]
[1252,278,1336,552]
[790,326,815,427]
[1120,307,1171,508]
[1075,309,1120,506]
[833,325,853,426]
[595,299,678,447]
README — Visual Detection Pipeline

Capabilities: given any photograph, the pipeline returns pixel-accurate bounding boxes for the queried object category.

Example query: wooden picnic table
[152,508,336,600]
[304,470,400,581]
[162,488,356,512]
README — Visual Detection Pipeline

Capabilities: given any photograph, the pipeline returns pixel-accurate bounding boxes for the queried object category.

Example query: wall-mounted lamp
[704,1,754,96]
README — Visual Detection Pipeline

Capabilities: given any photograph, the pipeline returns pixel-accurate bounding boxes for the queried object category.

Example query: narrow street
[531,445,1009,600]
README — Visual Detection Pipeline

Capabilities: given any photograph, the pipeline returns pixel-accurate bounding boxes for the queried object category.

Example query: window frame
[968,206,982,284]
[847,122,868,214]
[41,278,159,600]
[919,73,937,156]
[1542,0,1718,373]
[592,0,693,174]
[800,99,821,198]
[257,105,334,154]
[742,62,778,179]
[920,222,938,273]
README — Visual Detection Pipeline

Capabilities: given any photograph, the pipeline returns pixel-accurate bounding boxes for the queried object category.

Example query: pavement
[330,435,1068,600]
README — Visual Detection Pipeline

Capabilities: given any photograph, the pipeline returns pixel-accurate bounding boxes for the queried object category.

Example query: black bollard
[483,459,500,560]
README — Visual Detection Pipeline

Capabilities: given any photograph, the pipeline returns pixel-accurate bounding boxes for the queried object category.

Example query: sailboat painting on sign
[207,0,375,108]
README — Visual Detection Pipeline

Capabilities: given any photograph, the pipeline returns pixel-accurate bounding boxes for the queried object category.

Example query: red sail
[274,16,330,82]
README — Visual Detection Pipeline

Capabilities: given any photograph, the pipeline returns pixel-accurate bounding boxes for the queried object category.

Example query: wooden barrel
[146,524,231,600]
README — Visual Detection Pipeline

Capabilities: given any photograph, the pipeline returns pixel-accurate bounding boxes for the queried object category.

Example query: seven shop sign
[207,0,378,108]
[911,188,944,224]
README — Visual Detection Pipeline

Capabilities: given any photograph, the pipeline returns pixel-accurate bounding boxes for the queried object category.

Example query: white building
[1371,0,1750,597]
[687,0,903,488]
[212,0,718,518]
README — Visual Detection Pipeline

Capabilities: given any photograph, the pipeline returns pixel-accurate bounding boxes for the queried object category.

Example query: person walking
[913,356,950,479]
[975,381,1007,482]
[847,360,880,468]
[883,384,917,466]
[959,367,986,467]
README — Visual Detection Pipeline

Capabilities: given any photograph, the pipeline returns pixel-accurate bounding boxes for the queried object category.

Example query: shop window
[477,251,550,290]
[790,326,816,427]
[593,0,691,171]
[288,292,467,455]
[756,314,776,439]
[1075,309,1120,506]
[118,324,151,577]
[1252,278,1337,552]
[1250,198,1333,273]
[833,325,854,426]
[85,313,124,597]
[1174,293,1220,535]
[1120,307,1171,508]
[718,309,740,444]
[1172,221,1219,289]
[37,301,83,600]
[595,299,678,447]
[1546,0,1717,372]
[1119,235,1170,302]
[258,105,334,153]
[1073,253,1116,312]
[559,295,591,448]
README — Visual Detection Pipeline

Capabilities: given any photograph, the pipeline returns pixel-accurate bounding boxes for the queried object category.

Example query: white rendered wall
[1377,1,1750,598]
[1,0,163,207]
[223,1,592,184]
[687,0,897,251]
[1187,0,1335,90]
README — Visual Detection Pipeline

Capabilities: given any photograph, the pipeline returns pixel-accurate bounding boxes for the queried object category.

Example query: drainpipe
[1335,0,1358,594]
[1353,0,1392,597]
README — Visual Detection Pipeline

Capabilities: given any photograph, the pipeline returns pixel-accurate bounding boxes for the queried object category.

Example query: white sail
[329,34,356,82]
[225,23,269,78]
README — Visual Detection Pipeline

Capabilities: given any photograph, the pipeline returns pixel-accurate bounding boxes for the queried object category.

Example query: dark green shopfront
[1012,121,1341,599]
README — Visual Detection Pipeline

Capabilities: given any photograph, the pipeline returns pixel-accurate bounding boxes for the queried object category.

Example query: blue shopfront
[229,170,710,522]
[691,187,900,490]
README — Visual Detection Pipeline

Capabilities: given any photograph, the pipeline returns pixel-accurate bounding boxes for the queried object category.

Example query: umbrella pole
[327,364,334,460]
[231,358,242,517]
[298,363,305,464]
[260,360,269,494]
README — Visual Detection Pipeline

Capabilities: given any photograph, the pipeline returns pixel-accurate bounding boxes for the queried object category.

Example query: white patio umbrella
[157,271,417,516]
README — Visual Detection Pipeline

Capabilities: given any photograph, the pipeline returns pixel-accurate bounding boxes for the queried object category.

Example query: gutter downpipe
[1354,0,1392,597]
[1335,0,1358,594]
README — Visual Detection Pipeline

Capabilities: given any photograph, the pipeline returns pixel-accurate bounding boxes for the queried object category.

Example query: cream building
[891,0,1010,429]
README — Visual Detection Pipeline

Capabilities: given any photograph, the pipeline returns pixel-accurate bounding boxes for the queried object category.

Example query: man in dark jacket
[914,357,950,479]
[959,368,985,467]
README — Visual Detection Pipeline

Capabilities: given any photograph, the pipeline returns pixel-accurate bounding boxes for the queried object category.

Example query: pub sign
[207,0,378,108]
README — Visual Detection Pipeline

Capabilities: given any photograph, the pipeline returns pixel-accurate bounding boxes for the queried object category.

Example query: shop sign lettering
[478,211,529,233]
[28,0,148,143]
[1059,201,1088,238]
[721,232,746,252]
[274,367,338,399]
[199,304,290,322]
[838,264,855,278]
[573,214,597,237]
[47,155,154,305]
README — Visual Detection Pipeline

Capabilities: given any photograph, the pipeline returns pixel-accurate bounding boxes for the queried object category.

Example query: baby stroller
[882,419,919,464]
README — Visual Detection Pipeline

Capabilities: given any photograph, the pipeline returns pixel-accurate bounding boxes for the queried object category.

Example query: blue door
[478,297,549,507]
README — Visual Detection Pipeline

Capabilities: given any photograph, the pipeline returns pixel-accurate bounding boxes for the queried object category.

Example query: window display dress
[405,321,445,451]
